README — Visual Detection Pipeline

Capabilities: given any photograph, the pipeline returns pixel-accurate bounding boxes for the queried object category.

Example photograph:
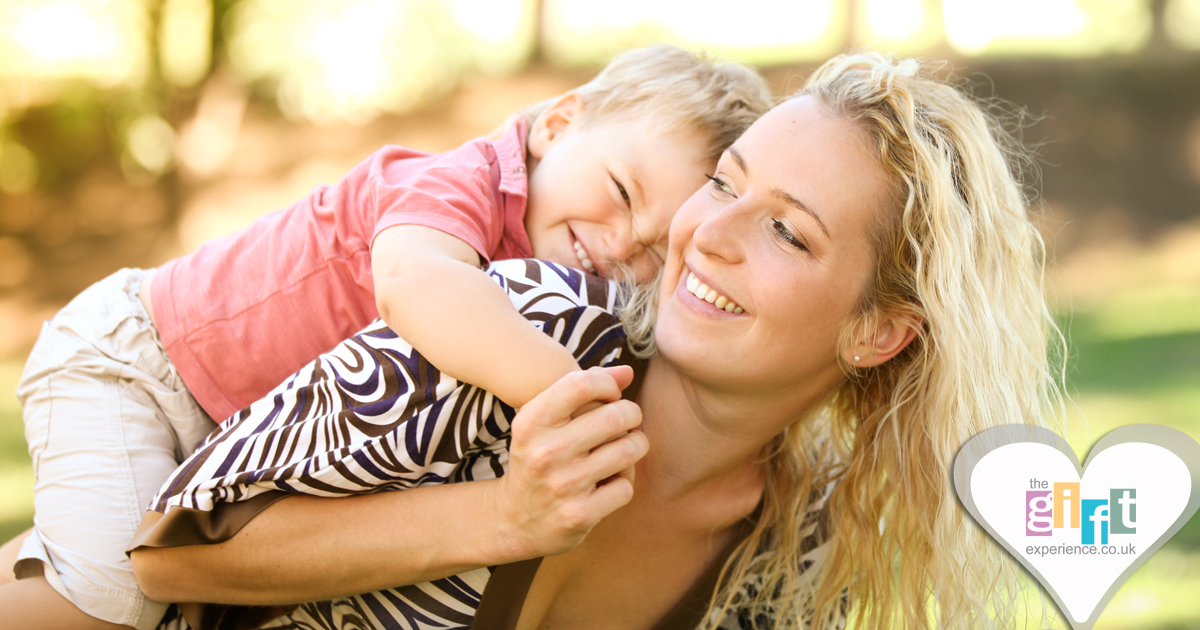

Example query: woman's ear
[844,312,923,368]
[527,93,585,160]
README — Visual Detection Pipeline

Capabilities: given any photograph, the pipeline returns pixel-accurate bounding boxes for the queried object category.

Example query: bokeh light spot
[944,0,1149,56]
[1166,0,1200,50]
[1,0,146,85]
[160,0,213,87]
[449,0,524,44]
[128,115,176,174]
[0,142,38,194]
[866,0,926,41]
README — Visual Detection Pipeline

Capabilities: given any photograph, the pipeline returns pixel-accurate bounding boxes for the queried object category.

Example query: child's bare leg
[0,576,135,630]
[0,528,32,585]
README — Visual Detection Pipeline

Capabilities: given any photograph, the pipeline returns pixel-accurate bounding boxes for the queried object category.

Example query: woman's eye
[611,175,631,207]
[771,219,808,252]
[706,174,733,196]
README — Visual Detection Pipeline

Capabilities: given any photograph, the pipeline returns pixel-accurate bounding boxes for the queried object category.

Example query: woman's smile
[674,266,746,318]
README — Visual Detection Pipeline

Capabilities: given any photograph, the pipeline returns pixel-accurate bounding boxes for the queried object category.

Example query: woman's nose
[692,200,747,263]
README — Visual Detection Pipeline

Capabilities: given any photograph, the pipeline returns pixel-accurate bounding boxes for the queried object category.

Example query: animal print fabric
[141,260,837,630]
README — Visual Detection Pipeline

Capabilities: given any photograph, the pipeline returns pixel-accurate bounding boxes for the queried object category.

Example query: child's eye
[706,174,733,196]
[771,219,808,252]
[611,175,631,207]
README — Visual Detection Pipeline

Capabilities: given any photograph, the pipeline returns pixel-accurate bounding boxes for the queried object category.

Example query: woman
[131,52,1061,629]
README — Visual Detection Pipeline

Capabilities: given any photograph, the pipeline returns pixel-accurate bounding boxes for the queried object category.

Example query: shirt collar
[493,115,529,198]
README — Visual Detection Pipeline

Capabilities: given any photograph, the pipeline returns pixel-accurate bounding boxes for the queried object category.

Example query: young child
[1,45,772,629]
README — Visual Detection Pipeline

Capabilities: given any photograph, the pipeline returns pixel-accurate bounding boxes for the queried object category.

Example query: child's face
[524,96,713,283]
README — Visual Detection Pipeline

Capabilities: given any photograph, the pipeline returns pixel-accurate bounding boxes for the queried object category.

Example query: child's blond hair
[526,44,775,165]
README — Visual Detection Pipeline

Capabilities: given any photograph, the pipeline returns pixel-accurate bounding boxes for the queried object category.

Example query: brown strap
[470,508,758,630]
[471,557,544,630]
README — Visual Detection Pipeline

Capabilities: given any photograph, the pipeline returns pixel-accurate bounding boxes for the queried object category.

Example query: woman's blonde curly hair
[623,51,1067,629]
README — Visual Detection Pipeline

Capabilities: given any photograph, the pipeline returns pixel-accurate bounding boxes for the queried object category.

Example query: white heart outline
[952,424,1200,630]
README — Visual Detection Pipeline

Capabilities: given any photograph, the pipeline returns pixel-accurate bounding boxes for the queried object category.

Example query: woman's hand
[493,366,648,559]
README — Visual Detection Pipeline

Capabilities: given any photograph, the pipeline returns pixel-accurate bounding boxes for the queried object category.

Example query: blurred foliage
[0,0,1195,332]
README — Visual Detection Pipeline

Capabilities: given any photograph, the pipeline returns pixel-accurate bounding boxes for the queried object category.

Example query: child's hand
[492,366,646,559]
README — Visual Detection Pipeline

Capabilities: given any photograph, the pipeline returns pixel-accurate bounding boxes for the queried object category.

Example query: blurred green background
[1,0,1198,628]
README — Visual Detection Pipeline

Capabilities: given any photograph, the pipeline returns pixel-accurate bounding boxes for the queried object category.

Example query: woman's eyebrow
[728,146,749,174]
[771,187,830,241]
[729,146,831,242]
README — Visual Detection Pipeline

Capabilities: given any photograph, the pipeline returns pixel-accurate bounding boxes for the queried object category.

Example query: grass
[0,287,1196,628]
[0,358,34,544]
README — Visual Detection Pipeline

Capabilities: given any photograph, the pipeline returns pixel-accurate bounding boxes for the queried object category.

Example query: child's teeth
[574,241,596,273]
[685,272,741,313]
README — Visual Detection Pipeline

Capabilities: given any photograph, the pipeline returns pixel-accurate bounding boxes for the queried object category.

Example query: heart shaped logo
[953,424,1200,630]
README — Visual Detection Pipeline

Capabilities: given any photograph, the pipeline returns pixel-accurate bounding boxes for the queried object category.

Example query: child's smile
[523,94,713,283]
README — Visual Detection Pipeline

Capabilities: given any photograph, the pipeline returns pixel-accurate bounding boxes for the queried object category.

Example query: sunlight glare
[12,2,111,64]
[1165,0,1200,50]
[309,1,401,100]
[228,0,474,123]
[2,0,144,84]
[160,0,213,87]
[865,0,925,41]
[668,0,832,47]
[449,0,525,44]
[556,0,644,31]
[547,0,835,60]
[945,0,1086,53]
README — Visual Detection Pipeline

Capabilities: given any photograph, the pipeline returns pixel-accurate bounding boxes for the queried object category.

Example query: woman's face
[655,96,893,405]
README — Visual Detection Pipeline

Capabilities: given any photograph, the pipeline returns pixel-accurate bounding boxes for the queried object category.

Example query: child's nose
[602,228,635,262]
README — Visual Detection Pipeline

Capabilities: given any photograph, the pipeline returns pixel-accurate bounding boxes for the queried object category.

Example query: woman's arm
[133,480,510,605]
[131,367,647,605]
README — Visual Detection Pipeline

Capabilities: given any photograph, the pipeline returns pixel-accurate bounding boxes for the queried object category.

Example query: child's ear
[527,93,585,159]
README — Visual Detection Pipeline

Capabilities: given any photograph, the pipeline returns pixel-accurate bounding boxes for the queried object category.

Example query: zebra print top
[132,259,840,630]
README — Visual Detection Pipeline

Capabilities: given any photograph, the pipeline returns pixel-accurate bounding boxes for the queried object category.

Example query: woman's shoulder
[487,259,634,372]
[486,258,621,312]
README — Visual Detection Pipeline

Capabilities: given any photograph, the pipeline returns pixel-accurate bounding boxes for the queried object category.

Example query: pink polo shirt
[152,120,533,422]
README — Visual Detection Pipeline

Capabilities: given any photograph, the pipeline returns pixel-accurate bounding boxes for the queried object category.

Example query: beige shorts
[15,268,215,629]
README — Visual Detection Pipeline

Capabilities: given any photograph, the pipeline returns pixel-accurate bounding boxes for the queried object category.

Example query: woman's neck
[630,353,840,513]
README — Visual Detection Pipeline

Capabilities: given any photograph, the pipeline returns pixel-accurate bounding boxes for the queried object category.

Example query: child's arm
[371,225,580,408]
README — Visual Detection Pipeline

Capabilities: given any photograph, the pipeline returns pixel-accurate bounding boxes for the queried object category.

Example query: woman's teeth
[574,241,596,273]
[686,272,743,314]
